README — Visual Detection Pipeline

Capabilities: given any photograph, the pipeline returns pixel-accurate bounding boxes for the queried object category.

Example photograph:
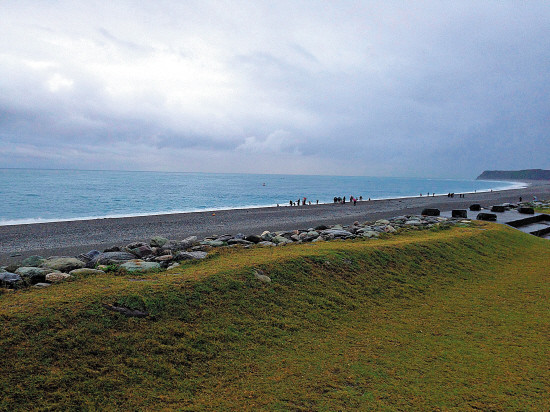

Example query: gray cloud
[0,1,549,177]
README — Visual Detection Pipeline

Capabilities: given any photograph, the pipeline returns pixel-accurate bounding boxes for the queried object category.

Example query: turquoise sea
[0,169,523,225]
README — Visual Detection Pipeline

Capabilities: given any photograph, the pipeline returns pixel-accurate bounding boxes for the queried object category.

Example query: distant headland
[477,169,550,181]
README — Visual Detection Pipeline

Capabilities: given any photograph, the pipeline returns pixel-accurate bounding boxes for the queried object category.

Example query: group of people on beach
[288,195,368,207]
[289,197,319,206]
[333,195,364,205]
[446,193,465,198]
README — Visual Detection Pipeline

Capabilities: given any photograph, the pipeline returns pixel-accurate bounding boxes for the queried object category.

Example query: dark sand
[2,181,549,265]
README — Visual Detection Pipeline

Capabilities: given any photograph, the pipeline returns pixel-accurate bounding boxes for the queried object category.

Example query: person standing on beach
[343,196,346,204]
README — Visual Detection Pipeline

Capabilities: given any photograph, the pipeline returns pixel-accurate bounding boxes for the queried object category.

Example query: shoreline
[0,179,528,227]
[1,180,549,265]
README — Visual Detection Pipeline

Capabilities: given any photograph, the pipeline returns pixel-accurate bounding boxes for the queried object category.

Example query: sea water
[0,168,524,225]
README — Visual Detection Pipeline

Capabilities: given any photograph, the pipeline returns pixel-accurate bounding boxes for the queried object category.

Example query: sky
[1,1,549,178]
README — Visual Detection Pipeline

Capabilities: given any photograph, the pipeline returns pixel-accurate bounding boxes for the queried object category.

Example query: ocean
[0,168,524,226]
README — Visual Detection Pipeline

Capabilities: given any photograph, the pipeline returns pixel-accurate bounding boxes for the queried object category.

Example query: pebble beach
[1,181,549,266]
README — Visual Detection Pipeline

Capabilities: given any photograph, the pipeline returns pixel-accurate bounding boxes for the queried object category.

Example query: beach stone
[33,283,51,288]
[362,231,379,238]
[15,267,53,284]
[383,225,396,233]
[103,246,121,252]
[375,219,390,225]
[126,242,147,249]
[254,270,271,283]
[69,268,106,277]
[45,272,72,283]
[154,254,174,262]
[260,231,272,241]
[272,235,293,245]
[404,220,422,226]
[21,255,45,267]
[89,251,136,267]
[477,213,497,221]
[452,210,468,218]
[77,250,101,263]
[42,257,85,272]
[201,240,225,247]
[491,205,506,213]
[315,225,329,231]
[0,272,23,289]
[469,204,481,211]
[176,251,208,260]
[257,241,276,247]
[518,207,534,214]
[150,236,169,248]
[164,237,197,251]
[245,234,262,243]
[167,262,180,270]
[129,245,154,258]
[321,229,353,238]
[227,239,253,245]
[120,260,161,272]
[421,208,440,216]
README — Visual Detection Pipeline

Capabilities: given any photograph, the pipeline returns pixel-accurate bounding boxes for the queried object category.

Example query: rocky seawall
[0,214,470,290]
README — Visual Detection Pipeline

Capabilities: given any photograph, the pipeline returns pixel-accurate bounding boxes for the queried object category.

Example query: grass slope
[0,223,549,410]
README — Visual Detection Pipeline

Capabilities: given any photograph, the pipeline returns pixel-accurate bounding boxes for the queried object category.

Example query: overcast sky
[1,1,549,178]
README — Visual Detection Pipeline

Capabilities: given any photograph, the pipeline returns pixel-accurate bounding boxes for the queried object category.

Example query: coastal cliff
[477,169,550,181]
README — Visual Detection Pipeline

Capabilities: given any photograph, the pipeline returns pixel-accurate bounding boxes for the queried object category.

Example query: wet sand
[1,181,549,265]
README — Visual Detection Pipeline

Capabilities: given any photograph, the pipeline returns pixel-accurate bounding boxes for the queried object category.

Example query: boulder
[491,205,506,213]
[45,272,72,283]
[15,267,53,284]
[254,270,271,283]
[216,234,233,242]
[421,208,440,216]
[120,260,161,273]
[518,207,535,214]
[375,219,390,225]
[227,239,253,245]
[260,231,273,241]
[176,251,208,260]
[452,210,468,218]
[469,204,481,211]
[362,231,379,238]
[88,252,136,267]
[244,234,262,243]
[321,229,353,238]
[103,246,121,252]
[33,283,51,288]
[0,272,23,289]
[272,235,293,245]
[477,213,497,221]
[69,268,106,277]
[154,255,174,262]
[257,241,276,247]
[77,250,101,263]
[21,255,45,267]
[201,240,225,247]
[42,257,85,272]
[128,245,154,258]
[315,224,329,231]
[150,236,169,248]
[162,236,198,252]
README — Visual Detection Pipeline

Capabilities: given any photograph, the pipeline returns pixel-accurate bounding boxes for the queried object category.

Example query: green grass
[0,223,549,410]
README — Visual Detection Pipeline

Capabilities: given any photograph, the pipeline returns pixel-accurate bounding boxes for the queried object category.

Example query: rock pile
[1,215,470,290]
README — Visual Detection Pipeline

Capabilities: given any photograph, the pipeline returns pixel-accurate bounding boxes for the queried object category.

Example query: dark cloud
[0,1,549,177]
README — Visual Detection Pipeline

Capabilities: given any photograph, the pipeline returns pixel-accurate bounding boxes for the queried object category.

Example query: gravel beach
[1,181,549,265]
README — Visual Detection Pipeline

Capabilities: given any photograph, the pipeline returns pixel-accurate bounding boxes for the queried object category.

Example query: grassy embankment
[0,223,549,410]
